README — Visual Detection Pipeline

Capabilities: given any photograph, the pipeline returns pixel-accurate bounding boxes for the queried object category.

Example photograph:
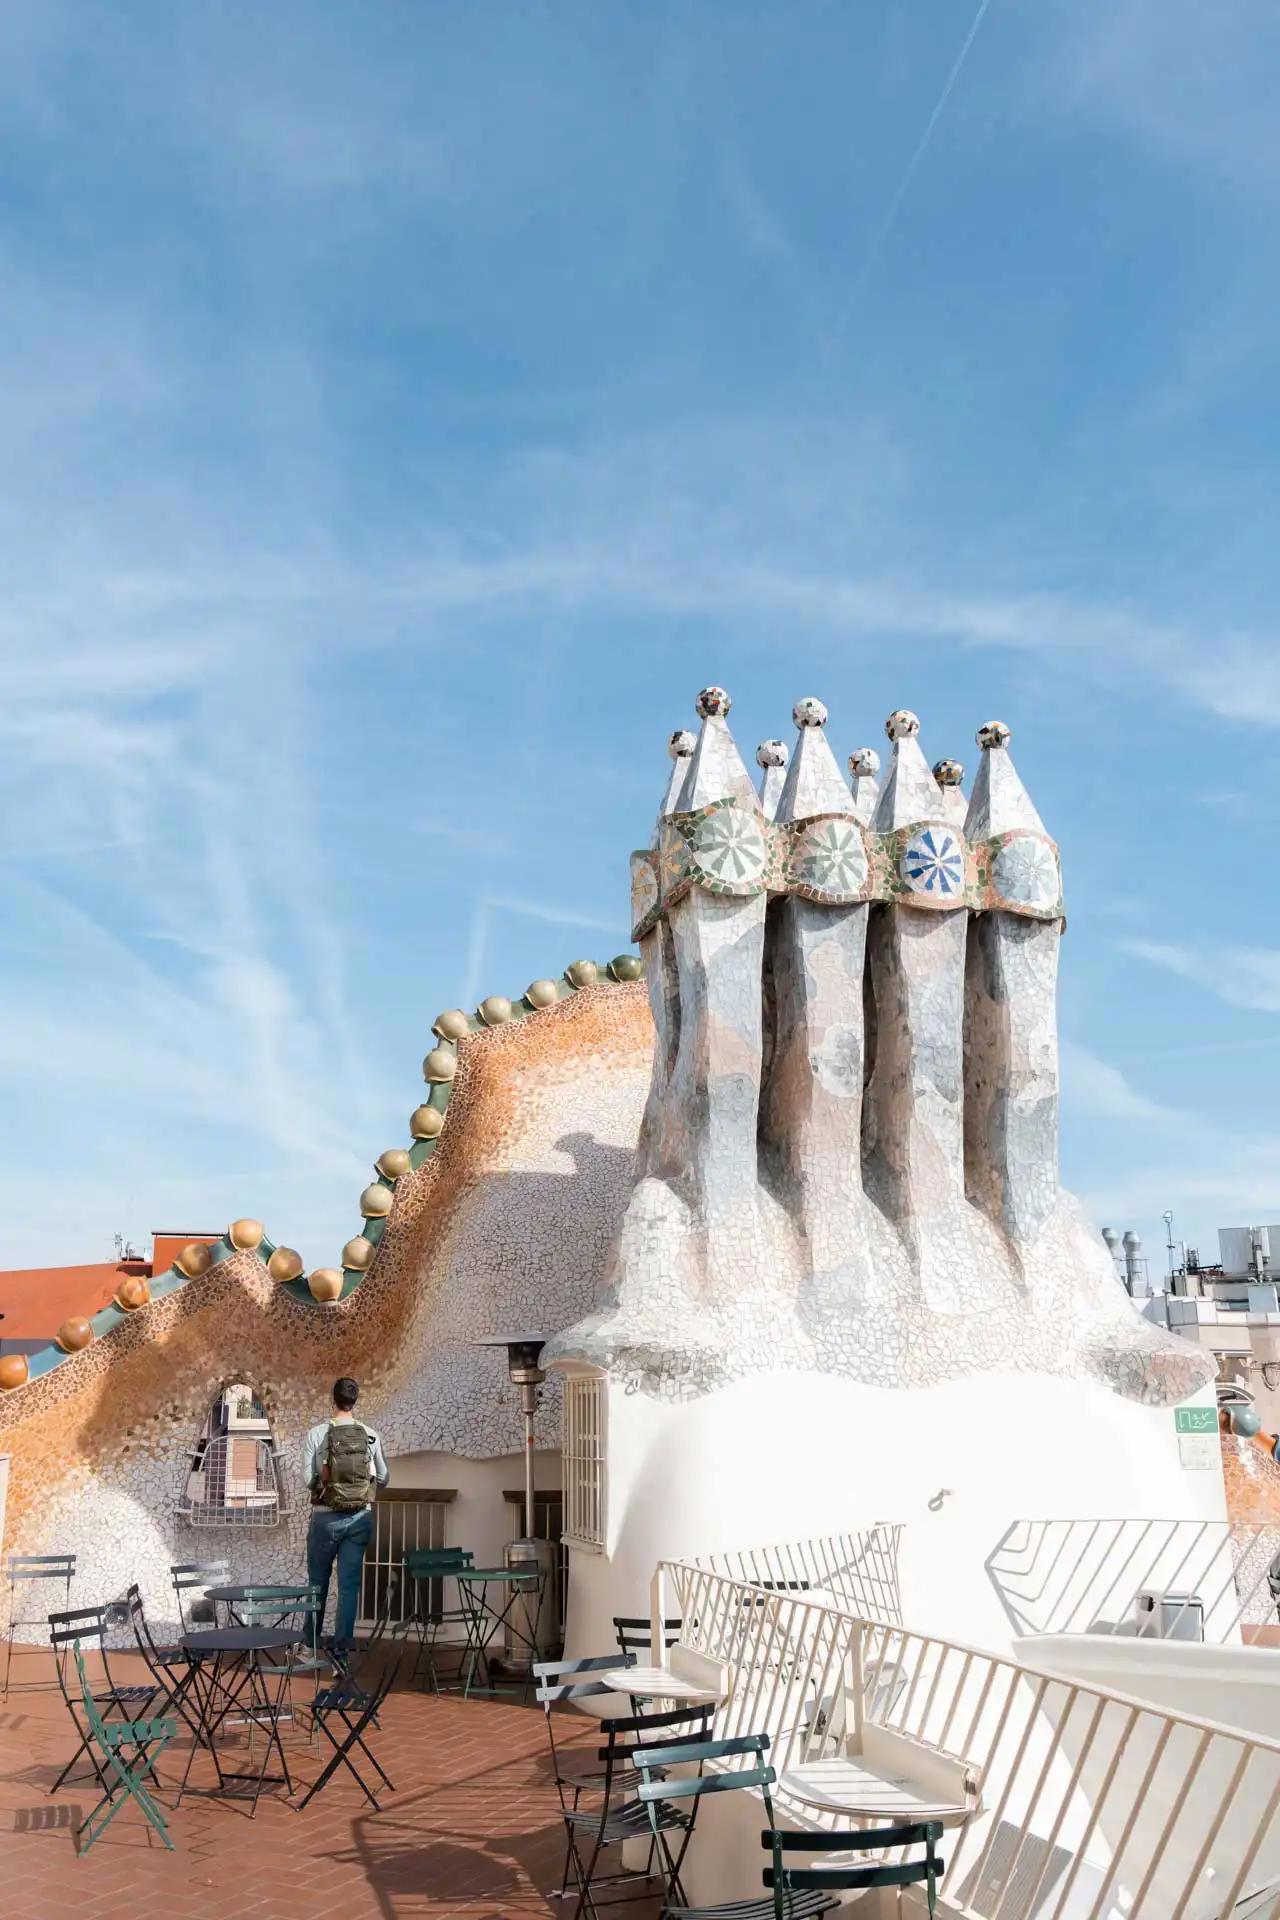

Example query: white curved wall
[565,1369,1227,1658]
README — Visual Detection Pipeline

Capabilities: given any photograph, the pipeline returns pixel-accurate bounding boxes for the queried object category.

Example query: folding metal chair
[126,1583,204,1745]
[613,1615,682,1660]
[534,1651,638,1809]
[294,1635,405,1811]
[170,1560,228,1631]
[4,1553,74,1695]
[762,1818,945,1919]
[634,1731,839,1920]
[403,1547,474,1689]
[48,1605,163,1796]
[555,1699,713,1919]
[72,1643,177,1855]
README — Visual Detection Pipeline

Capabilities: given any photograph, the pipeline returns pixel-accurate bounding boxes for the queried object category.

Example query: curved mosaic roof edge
[0,953,645,1394]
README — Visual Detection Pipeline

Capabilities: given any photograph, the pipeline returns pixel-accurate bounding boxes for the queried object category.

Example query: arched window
[178,1383,290,1528]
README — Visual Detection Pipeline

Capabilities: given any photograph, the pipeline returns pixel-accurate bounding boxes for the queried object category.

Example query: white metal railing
[987,1519,1280,1645]
[654,1558,1280,1919]
[562,1374,604,1551]
[692,1522,903,1624]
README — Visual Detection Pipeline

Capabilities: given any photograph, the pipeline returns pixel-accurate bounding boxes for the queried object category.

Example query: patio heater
[477,1335,558,1669]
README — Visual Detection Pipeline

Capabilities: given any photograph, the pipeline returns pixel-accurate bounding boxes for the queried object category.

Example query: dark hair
[332,1377,359,1411]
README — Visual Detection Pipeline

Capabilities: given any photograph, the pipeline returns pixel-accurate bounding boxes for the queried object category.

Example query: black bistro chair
[763,1820,946,1919]
[552,1695,713,1919]
[170,1560,228,1631]
[633,1730,839,1920]
[4,1553,75,1695]
[403,1547,475,1690]
[613,1615,683,1662]
[294,1630,407,1812]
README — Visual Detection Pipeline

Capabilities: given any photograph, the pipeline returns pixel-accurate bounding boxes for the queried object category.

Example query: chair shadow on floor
[313,1761,578,1918]
[13,1801,81,1834]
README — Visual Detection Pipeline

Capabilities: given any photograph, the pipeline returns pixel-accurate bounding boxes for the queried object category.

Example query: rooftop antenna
[1163,1210,1176,1277]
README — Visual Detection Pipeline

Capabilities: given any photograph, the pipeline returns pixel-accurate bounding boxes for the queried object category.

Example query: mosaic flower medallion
[993,833,1060,910]
[793,818,868,898]
[901,826,964,898]
[690,807,767,886]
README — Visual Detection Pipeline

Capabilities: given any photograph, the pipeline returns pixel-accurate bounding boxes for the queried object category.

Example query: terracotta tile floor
[0,1647,660,1920]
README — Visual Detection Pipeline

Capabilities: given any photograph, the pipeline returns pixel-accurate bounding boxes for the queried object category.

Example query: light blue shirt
[303,1415,390,1503]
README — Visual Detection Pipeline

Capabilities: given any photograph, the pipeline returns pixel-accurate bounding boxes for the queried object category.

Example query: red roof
[0,1232,220,1339]
[0,1261,142,1336]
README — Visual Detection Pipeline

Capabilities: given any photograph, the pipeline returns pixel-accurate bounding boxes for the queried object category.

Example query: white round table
[779,1757,969,1823]
[601,1665,726,1704]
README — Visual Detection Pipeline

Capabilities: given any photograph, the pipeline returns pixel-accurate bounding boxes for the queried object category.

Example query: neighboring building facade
[1119,1224,1280,1436]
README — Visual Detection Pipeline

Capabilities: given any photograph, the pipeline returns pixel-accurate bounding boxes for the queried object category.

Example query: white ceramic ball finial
[696,686,732,719]
[933,758,965,788]
[977,720,1011,750]
[668,728,696,759]
[756,739,788,769]
[885,709,920,741]
[792,697,828,729]
[848,747,881,779]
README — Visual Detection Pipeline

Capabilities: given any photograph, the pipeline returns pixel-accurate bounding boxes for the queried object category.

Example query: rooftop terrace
[0,1648,629,1920]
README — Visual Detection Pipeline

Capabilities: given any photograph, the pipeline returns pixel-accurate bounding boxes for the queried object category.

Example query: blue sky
[1,0,1278,1277]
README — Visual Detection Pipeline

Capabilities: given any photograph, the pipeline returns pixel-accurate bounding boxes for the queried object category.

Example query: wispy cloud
[1062,1041,1280,1230]
[1120,939,1280,1015]
[460,892,630,1006]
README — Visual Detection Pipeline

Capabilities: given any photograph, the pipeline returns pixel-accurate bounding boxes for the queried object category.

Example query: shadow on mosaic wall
[546,691,1213,1409]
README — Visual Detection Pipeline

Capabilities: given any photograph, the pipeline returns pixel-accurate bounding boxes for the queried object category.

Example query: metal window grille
[562,1374,604,1552]
[177,1389,289,1529]
[357,1490,455,1629]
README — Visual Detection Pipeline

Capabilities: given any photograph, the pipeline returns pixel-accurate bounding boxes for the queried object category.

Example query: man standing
[303,1376,390,1641]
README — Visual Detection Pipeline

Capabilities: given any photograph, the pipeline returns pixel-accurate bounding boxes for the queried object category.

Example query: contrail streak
[832,0,997,342]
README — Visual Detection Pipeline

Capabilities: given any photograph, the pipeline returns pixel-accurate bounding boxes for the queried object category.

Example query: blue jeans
[307,1506,373,1641]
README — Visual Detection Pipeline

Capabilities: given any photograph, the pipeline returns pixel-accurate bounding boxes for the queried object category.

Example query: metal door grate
[358,1490,455,1628]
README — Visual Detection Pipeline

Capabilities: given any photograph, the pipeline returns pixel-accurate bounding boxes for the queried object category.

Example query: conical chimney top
[847,747,880,824]
[756,739,789,820]
[871,710,946,831]
[776,698,856,823]
[964,721,1046,838]
[677,687,760,812]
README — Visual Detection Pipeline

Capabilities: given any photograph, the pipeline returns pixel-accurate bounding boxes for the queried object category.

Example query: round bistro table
[177,1627,300,1815]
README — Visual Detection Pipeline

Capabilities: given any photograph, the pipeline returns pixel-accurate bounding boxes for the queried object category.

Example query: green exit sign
[1175,1407,1218,1434]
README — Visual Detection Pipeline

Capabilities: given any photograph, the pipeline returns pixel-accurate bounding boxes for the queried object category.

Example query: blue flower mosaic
[901,827,964,897]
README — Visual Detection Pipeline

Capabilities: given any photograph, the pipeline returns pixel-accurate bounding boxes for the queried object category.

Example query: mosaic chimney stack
[962,722,1062,1248]
[559,683,1206,1410]
[761,698,871,1310]
[650,689,767,1239]
[864,711,968,1307]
